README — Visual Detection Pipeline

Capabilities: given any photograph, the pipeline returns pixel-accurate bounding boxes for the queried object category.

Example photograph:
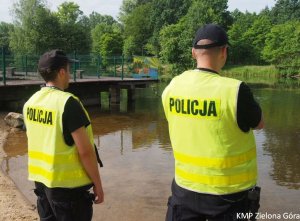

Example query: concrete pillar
[127,88,136,102]
[126,88,136,112]
[109,86,120,106]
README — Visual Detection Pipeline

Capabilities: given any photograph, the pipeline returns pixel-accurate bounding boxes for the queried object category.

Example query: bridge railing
[1,50,159,85]
[71,54,133,80]
[0,50,42,85]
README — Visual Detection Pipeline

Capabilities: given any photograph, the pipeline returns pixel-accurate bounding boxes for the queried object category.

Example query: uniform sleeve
[237,82,262,132]
[62,97,90,146]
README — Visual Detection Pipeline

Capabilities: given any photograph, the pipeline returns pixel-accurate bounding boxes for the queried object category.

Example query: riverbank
[159,65,282,83]
[222,65,279,76]
[0,112,38,221]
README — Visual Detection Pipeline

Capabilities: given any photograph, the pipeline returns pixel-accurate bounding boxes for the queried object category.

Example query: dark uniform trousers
[34,182,94,221]
[166,180,250,221]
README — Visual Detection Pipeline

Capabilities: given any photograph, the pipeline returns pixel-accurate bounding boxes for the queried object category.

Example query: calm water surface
[2,82,300,220]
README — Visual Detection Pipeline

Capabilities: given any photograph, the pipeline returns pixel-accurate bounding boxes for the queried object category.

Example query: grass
[221,65,280,78]
[159,65,282,83]
[221,65,300,88]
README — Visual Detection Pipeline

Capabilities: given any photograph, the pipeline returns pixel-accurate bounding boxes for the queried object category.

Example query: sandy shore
[0,112,38,221]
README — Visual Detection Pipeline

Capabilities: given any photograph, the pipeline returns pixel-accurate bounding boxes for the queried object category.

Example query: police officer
[162,24,264,221]
[23,49,104,221]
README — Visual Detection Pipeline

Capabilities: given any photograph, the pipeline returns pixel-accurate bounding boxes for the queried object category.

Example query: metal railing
[0,49,159,85]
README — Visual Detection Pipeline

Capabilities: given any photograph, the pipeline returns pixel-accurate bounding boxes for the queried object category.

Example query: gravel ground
[0,112,38,221]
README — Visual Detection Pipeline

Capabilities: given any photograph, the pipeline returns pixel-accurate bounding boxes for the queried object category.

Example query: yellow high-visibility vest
[23,87,94,188]
[162,70,257,194]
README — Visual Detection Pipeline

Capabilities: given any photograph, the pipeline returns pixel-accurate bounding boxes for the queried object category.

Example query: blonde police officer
[23,49,104,221]
[162,24,264,221]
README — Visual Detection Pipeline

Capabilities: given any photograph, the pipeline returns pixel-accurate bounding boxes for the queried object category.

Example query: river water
[2,80,300,221]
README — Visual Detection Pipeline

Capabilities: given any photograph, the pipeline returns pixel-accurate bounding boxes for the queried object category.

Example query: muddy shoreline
[0,112,38,221]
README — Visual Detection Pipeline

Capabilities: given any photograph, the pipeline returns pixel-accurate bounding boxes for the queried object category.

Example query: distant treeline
[0,0,299,75]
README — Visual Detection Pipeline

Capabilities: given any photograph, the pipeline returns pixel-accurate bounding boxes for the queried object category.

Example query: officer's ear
[220,46,228,58]
[192,48,196,59]
[57,68,66,79]
[57,68,63,76]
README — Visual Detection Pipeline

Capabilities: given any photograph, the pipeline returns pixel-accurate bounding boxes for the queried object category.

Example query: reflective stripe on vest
[162,70,257,194]
[24,87,94,188]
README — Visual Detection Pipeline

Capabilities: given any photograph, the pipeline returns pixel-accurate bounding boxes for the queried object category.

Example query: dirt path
[0,112,38,221]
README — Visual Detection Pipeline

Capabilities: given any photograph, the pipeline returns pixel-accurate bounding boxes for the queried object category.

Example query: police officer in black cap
[162,24,264,220]
[24,49,104,221]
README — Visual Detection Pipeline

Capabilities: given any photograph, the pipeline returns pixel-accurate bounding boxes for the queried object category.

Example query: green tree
[159,0,231,73]
[88,12,116,29]
[123,3,152,55]
[55,2,83,24]
[271,0,300,24]
[32,6,64,52]
[184,0,232,30]
[118,0,138,24]
[99,33,123,66]
[159,21,186,67]
[242,15,272,64]
[227,10,257,64]
[263,20,300,73]
[227,12,272,65]
[91,18,123,66]
[10,0,61,54]
[123,36,136,57]
[0,22,14,53]
[147,0,192,55]
[55,2,91,53]
[150,0,192,28]
[118,0,149,23]
[92,23,114,53]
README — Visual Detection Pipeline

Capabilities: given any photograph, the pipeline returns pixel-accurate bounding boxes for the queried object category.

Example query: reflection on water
[257,89,300,190]
[2,82,300,219]
[90,111,171,151]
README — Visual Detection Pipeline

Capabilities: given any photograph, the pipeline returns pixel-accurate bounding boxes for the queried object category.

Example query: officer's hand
[93,184,104,204]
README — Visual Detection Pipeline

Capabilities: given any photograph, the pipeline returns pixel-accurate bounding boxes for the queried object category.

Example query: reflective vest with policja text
[162,70,257,194]
[23,87,94,188]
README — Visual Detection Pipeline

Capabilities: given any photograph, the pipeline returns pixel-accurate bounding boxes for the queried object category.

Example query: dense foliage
[0,0,299,75]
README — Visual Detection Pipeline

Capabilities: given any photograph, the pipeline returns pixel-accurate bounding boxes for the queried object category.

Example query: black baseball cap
[193,24,230,49]
[38,49,77,72]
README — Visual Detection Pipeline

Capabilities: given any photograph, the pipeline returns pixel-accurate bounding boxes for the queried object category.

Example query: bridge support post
[127,88,136,111]
[127,85,136,111]
[127,88,135,102]
[109,86,120,107]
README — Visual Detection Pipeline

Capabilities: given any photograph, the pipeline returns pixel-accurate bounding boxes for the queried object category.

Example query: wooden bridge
[0,77,159,111]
